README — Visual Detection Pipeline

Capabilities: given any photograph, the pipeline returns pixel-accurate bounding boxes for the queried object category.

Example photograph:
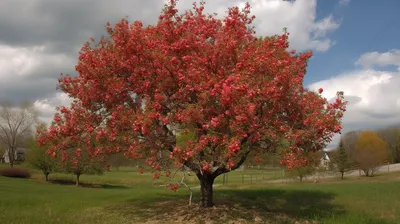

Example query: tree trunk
[76,174,80,187]
[9,150,14,168]
[7,147,16,168]
[341,172,344,180]
[197,173,215,207]
[299,176,303,182]
[45,172,49,182]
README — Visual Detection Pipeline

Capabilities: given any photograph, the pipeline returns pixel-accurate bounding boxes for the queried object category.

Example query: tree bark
[341,172,344,180]
[45,172,49,182]
[76,174,80,187]
[197,173,215,207]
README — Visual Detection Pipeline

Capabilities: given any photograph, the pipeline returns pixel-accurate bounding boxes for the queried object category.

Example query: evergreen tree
[330,139,352,179]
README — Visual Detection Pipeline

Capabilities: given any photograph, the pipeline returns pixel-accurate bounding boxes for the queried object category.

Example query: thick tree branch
[212,149,252,178]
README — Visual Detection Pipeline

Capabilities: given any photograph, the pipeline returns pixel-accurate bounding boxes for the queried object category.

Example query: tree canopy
[38,1,346,207]
[354,130,389,176]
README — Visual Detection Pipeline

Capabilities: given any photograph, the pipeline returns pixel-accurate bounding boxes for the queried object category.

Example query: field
[1,165,400,224]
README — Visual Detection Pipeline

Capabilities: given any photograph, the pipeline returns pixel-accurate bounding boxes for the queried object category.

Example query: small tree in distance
[284,151,319,182]
[0,101,37,168]
[26,140,57,182]
[60,149,106,187]
[354,130,389,177]
[376,127,400,163]
[286,165,316,182]
[341,130,362,162]
[329,139,352,179]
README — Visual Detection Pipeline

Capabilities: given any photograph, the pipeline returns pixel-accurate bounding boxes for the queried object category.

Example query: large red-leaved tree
[38,1,346,207]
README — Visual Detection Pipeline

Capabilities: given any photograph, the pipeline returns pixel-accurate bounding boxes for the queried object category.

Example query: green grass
[0,165,399,224]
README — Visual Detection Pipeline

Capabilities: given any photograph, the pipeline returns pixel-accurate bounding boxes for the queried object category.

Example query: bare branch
[179,171,193,206]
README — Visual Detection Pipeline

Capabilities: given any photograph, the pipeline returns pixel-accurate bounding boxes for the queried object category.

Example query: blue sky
[0,0,399,149]
[306,0,400,85]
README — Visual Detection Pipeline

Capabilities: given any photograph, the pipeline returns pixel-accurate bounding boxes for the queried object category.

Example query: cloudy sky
[1,0,399,149]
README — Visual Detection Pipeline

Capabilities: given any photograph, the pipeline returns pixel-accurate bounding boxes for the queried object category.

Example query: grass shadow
[48,179,128,189]
[216,188,341,220]
[104,188,345,223]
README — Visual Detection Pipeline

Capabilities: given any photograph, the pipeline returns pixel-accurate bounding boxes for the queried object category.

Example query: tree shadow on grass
[105,188,345,223]
[48,179,128,189]
[216,188,342,221]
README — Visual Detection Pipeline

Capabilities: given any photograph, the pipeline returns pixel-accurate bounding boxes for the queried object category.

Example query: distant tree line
[329,127,394,178]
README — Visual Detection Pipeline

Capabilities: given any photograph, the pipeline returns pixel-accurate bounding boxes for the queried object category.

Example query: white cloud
[0,45,42,77]
[175,0,340,52]
[355,49,400,69]
[0,44,76,103]
[34,92,72,124]
[309,50,400,149]
[0,44,75,79]
[249,0,340,52]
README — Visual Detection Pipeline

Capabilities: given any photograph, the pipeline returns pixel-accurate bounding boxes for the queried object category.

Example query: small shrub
[0,168,31,178]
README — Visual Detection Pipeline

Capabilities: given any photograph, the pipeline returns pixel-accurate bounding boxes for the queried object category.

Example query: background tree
[38,1,346,207]
[329,138,353,179]
[354,130,389,176]
[376,126,400,163]
[341,130,362,162]
[285,164,316,182]
[26,140,57,181]
[106,153,135,171]
[284,151,319,182]
[245,151,281,169]
[59,148,106,186]
[0,145,4,163]
[0,101,37,167]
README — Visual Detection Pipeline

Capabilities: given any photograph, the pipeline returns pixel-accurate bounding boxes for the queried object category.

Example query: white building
[1,148,26,164]
[319,151,331,170]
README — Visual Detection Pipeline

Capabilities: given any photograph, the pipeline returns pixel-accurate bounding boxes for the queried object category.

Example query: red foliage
[38,1,346,179]
[167,184,180,192]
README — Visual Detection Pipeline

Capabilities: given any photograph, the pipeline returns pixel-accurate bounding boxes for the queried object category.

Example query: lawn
[0,165,399,224]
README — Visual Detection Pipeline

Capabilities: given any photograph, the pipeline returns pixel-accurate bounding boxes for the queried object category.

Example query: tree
[0,145,4,162]
[38,1,346,207]
[60,148,106,187]
[107,152,136,171]
[26,140,57,181]
[0,101,37,167]
[354,130,389,176]
[329,139,352,179]
[284,151,319,182]
[341,130,362,161]
[376,127,400,163]
[290,166,315,182]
